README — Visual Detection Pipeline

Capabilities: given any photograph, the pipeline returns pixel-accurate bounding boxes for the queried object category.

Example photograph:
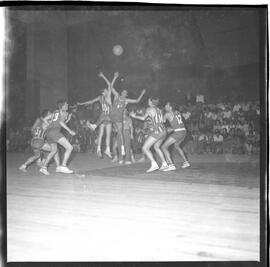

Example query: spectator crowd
[7,100,260,156]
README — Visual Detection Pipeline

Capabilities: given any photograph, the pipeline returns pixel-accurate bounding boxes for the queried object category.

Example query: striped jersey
[100,95,111,116]
[148,107,166,134]
[32,119,46,139]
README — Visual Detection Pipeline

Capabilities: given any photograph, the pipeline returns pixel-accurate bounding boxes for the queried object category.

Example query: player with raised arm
[110,72,146,163]
[77,72,113,158]
[19,109,60,175]
[161,102,190,171]
[45,100,76,173]
[130,97,168,173]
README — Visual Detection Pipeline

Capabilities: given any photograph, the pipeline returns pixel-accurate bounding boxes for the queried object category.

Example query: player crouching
[19,109,59,175]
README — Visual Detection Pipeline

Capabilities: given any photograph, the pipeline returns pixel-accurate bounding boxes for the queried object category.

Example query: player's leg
[57,137,74,173]
[174,132,190,168]
[123,130,131,164]
[19,149,41,172]
[97,123,105,158]
[153,136,168,170]
[161,136,176,171]
[142,136,159,173]
[104,123,112,158]
[39,143,58,175]
[112,135,118,162]
[114,122,125,156]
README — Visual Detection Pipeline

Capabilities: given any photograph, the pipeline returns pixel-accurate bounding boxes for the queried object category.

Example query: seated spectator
[205,131,214,154]
[186,130,199,155]
[197,130,207,154]
[221,128,231,153]
[213,130,224,154]
[233,102,241,113]
[232,128,245,154]
[213,120,222,132]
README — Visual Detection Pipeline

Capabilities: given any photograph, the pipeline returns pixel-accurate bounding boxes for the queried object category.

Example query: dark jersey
[47,110,67,130]
[167,111,185,130]
[112,96,127,115]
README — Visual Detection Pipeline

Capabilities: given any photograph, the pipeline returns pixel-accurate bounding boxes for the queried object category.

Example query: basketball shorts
[31,138,45,150]
[46,129,64,144]
[170,129,186,143]
[99,113,112,125]
[110,112,123,124]
[149,130,167,140]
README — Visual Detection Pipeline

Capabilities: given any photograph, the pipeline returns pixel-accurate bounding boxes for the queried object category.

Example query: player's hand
[131,135,134,140]
[129,111,136,118]
[98,72,103,77]
[114,72,119,78]
[142,89,146,94]
[70,130,76,136]
[77,102,82,106]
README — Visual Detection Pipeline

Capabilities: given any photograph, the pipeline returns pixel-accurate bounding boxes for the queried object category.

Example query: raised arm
[77,96,100,106]
[110,72,120,98]
[98,72,111,88]
[126,89,146,104]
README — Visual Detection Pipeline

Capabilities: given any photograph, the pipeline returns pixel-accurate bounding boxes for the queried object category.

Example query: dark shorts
[46,129,64,144]
[149,130,167,140]
[31,138,45,150]
[99,113,112,125]
[110,113,123,123]
[170,130,186,143]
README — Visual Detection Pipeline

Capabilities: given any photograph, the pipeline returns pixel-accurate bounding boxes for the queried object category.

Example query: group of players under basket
[19,72,190,175]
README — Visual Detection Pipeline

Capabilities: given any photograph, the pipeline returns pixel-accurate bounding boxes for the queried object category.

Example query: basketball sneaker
[119,160,124,165]
[40,167,50,176]
[163,164,176,171]
[159,162,169,171]
[182,161,190,169]
[112,156,118,162]
[58,166,73,174]
[19,164,27,172]
[146,162,159,173]
[97,149,102,158]
[104,148,112,159]
[125,161,132,165]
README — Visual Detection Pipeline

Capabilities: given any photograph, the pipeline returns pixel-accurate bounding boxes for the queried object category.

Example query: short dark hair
[56,99,67,109]
[150,97,159,106]
[41,109,51,118]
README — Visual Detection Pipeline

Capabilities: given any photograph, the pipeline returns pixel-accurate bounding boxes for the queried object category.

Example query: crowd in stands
[7,100,260,156]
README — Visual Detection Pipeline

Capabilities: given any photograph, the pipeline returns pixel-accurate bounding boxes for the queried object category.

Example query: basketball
[113,45,123,56]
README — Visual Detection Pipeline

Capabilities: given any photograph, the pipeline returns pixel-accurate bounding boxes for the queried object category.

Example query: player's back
[32,118,46,139]
[100,95,111,115]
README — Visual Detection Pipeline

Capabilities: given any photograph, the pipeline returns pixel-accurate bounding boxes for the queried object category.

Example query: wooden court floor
[6,152,260,261]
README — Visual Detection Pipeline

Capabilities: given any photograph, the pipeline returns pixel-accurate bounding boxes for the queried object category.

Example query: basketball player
[110,72,146,161]
[77,72,115,158]
[130,97,168,173]
[161,102,190,170]
[45,100,76,173]
[19,109,60,175]
[112,108,134,164]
